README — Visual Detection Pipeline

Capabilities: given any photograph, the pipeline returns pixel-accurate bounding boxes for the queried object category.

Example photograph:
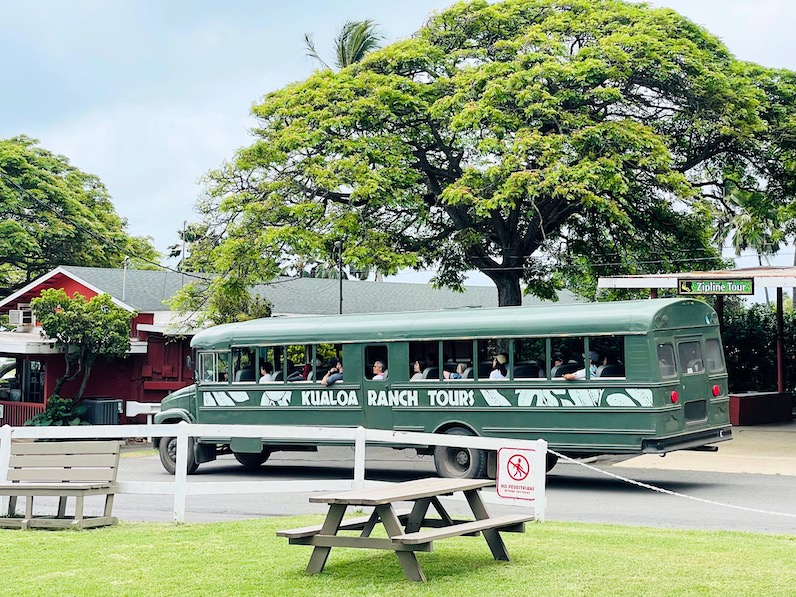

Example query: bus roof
[191,297,718,349]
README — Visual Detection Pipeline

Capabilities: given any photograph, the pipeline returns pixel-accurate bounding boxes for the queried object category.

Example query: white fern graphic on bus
[515,388,653,407]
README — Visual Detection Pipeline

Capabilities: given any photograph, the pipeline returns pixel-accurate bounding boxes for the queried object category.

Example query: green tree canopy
[0,136,159,295]
[31,289,135,401]
[195,0,796,307]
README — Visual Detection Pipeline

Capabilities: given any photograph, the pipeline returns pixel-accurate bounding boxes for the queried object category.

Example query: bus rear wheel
[434,427,488,479]
[159,436,199,475]
[234,449,271,470]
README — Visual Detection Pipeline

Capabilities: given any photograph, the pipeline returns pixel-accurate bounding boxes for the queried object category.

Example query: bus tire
[546,452,559,473]
[159,436,199,475]
[433,427,488,479]
[234,449,271,470]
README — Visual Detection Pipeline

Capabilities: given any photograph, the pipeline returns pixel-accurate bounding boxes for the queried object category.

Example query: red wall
[41,333,194,422]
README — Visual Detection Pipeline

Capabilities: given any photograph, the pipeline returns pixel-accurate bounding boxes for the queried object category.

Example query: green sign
[678,278,754,295]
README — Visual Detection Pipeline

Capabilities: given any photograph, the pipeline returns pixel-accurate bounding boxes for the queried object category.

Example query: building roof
[1,266,581,318]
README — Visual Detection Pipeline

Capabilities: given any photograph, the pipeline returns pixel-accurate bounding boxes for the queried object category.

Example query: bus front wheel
[434,427,488,479]
[234,449,271,470]
[159,436,199,475]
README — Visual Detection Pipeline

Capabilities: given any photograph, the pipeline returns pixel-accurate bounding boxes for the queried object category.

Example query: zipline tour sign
[678,278,754,295]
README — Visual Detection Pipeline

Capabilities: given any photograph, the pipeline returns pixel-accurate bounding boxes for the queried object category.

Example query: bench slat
[393,514,535,545]
[10,453,121,468]
[11,441,123,455]
[7,469,118,483]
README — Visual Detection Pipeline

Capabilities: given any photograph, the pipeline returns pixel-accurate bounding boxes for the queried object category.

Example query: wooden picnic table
[277,477,534,582]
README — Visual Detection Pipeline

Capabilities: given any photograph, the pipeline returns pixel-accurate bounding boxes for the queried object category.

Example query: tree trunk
[488,272,523,307]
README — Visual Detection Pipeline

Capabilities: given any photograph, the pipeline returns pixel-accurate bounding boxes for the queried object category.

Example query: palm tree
[304,19,383,70]
[712,179,782,303]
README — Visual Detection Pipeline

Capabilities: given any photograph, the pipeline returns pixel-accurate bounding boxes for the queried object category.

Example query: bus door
[361,344,395,430]
[675,337,709,423]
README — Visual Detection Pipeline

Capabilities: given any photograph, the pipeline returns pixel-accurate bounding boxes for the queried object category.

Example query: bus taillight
[712,385,720,397]
[670,390,679,403]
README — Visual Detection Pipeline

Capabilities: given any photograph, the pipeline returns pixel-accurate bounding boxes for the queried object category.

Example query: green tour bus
[154,297,732,478]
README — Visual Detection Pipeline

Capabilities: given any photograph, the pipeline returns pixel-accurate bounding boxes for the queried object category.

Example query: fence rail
[0,423,547,523]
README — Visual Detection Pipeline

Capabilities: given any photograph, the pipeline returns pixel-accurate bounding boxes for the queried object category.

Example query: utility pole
[334,241,343,314]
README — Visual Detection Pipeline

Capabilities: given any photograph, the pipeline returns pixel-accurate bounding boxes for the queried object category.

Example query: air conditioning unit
[8,309,33,326]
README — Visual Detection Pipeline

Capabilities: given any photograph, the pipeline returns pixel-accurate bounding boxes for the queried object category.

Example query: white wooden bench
[0,440,123,530]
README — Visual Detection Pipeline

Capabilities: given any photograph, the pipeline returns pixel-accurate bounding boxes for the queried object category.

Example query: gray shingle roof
[60,266,580,315]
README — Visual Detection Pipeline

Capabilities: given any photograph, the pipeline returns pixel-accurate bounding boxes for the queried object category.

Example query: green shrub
[25,394,89,426]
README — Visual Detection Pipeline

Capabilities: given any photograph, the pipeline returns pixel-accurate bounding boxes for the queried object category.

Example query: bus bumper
[641,426,733,454]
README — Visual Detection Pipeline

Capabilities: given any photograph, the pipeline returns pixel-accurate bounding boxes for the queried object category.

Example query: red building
[0,266,196,426]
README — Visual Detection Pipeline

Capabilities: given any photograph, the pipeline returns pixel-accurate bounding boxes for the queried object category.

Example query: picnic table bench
[277,477,534,582]
[0,440,123,530]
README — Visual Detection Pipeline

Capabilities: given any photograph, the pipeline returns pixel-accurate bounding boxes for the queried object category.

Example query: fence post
[353,426,366,489]
[0,425,11,513]
[173,422,189,523]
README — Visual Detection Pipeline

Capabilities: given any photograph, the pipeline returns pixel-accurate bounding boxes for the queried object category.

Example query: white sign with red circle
[496,447,537,501]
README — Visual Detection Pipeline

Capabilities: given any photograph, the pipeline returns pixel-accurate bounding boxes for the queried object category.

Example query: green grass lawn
[1,518,794,596]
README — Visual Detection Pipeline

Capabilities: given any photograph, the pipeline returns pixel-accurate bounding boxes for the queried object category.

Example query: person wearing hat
[564,350,600,380]
[490,352,509,380]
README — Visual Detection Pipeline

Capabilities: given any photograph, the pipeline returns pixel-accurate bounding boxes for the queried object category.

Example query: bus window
[678,341,704,374]
[364,345,388,380]
[442,340,473,380]
[258,347,279,382]
[477,339,509,380]
[592,336,625,378]
[285,344,306,381]
[199,352,229,383]
[409,341,440,379]
[551,337,585,378]
[705,339,725,373]
[232,347,256,382]
[657,344,676,378]
[513,338,544,378]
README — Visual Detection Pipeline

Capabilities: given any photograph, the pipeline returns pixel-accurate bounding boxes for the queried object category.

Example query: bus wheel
[434,427,488,479]
[159,436,199,475]
[234,449,271,470]
[545,452,559,473]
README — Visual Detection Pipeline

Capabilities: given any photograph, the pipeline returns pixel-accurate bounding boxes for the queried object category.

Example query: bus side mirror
[186,356,194,371]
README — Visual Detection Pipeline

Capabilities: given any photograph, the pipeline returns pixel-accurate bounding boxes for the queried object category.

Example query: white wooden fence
[0,423,547,523]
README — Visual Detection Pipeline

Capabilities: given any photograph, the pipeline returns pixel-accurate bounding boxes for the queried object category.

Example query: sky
[2,0,796,288]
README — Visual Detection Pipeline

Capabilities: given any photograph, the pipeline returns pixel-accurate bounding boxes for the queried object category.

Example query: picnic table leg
[464,490,510,561]
[376,504,426,582]
[405,498,433,533]
[306,503,347,575]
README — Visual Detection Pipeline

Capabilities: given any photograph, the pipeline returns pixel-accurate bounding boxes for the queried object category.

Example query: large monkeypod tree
[194,0,796,307]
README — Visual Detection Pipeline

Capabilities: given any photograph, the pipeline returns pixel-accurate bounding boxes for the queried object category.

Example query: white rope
[548,449,796,519]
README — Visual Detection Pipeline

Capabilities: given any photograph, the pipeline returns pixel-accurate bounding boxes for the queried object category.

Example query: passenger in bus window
[448,363,468,380]
[321,359,344,386]
[259,362,274,383]
[564,351,599,380]
[490,353,508,379]
[372,361,386,380]
[410,360,426,380]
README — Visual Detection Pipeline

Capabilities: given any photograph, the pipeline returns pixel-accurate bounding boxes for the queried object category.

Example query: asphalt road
[109,446,796,534]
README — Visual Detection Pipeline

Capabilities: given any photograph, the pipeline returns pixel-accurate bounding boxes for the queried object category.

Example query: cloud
[39,91,257,254]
